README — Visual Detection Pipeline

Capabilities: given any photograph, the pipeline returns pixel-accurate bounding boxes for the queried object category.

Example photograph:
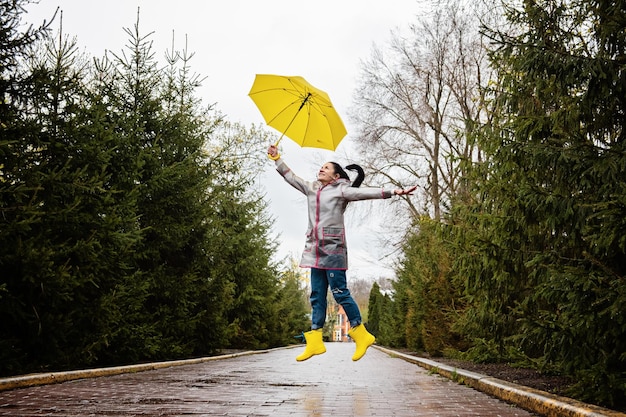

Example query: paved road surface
[0,343,536,416]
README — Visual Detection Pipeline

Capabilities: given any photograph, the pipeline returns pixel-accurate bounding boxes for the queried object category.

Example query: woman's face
[318,162,339,185]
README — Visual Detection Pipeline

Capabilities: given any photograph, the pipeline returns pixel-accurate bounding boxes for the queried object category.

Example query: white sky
[24,0,420,280]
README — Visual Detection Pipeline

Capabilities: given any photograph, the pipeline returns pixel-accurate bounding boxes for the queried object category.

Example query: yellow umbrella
[248,74,347,151]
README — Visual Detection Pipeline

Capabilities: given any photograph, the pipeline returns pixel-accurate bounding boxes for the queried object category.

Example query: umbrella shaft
[298,92,311,111]
[274,93,311,146]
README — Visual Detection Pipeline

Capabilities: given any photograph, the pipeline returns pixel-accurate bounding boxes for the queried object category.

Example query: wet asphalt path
[0,343,536,416]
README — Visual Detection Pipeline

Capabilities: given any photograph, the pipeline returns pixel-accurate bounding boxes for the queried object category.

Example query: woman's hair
[330,162,364,188]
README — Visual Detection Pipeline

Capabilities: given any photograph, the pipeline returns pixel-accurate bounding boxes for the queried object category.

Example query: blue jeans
[310,268,362,329]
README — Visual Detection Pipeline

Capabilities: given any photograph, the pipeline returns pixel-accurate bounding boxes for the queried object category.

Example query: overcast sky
[24,0,420,280]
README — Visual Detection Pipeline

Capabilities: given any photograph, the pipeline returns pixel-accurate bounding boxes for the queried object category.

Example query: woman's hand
[267,144,280,160]
[394,185,417,196]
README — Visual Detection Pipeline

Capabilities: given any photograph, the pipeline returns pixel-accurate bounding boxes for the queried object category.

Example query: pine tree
[460,0,626,406]
[205,122,284,350]
[267,265,310,347]
[367,281,396,347]
[0,0,52,375]
[1,3,303,374]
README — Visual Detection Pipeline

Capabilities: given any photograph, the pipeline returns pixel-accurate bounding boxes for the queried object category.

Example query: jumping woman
[267,144,416,361]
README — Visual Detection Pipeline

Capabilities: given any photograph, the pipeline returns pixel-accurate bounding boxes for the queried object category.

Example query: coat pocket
[321,227,345,255]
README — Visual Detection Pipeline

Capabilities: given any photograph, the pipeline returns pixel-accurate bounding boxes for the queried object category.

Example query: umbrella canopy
[248,74,347,151]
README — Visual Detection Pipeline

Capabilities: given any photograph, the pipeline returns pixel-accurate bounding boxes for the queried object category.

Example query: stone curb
[375,346,626,417]
[0,348,280,392]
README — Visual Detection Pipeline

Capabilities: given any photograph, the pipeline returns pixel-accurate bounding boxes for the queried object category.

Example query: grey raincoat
[275,158,393,270]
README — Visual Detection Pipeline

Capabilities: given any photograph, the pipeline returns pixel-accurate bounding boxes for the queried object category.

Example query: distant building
[332,304,350,342]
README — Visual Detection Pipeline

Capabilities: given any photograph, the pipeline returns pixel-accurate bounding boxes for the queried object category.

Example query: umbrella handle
[268,138,282,160]
[268,151,280,161]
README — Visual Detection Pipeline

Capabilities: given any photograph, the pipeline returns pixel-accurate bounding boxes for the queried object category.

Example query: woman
[267,144,416,362]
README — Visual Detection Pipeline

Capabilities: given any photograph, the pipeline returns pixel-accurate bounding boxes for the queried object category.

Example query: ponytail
[330,162,365,188]
[345,164,364,188]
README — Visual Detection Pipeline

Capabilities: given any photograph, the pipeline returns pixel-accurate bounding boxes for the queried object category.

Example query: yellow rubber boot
[348,324,375,361]
[296,329,326,362]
